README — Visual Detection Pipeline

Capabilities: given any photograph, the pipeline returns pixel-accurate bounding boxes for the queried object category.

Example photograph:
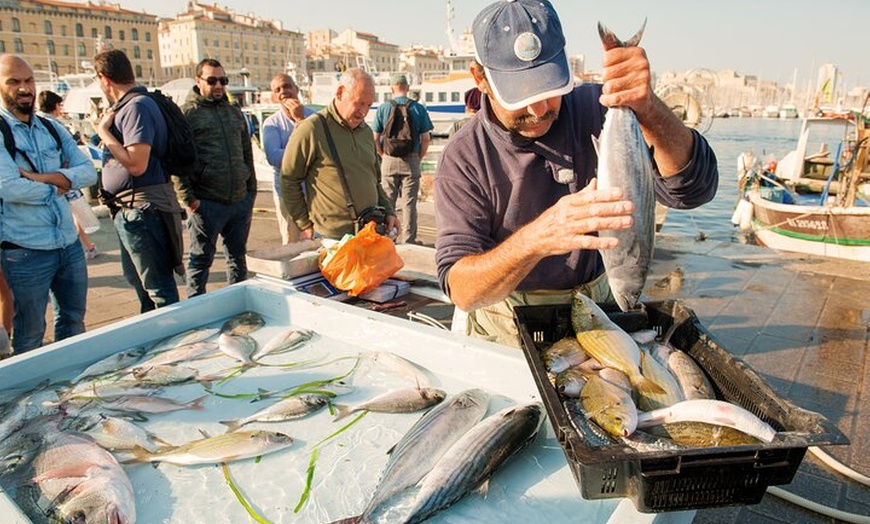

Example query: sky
[116,0,869,90]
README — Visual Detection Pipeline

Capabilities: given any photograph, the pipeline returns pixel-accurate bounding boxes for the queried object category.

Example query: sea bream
[594,20,656,312]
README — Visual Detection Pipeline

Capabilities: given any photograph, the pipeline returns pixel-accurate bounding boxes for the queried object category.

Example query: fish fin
[198,428,212,439]
[219,420,240,433]
[632,374,666,396]
[476,478,491,498]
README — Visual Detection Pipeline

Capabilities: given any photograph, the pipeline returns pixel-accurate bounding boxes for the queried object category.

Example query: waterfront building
[158,1,305,90]
[0,0,161,86]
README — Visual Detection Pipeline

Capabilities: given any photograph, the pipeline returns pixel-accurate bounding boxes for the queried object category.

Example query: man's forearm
[637,96,694,177]
[446,228,542,312]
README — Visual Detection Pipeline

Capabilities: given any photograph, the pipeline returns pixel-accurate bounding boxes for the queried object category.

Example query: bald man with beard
[0,54,98,353]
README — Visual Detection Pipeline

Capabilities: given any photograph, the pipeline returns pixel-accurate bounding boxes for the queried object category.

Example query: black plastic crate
[514,300,849,513]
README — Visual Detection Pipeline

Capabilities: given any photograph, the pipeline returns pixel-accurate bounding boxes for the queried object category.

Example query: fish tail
[333,404,352,422]
[120,445,153,464]
[597,19,647,50]
[218,420,240,432]
[632,374,666,395]
[324,517,361,524]
[187,395,208,411]
[151,435,174,449]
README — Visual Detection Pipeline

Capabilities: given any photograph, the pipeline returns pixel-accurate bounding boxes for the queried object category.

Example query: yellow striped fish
[571,291,664,395]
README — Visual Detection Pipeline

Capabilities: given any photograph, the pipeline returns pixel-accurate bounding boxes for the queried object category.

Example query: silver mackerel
[595,21,656,312]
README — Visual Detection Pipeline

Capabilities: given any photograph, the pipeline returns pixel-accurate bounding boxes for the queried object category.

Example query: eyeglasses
[200,76,229,86]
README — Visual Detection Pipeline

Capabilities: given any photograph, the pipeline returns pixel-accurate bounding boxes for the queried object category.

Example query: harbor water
[657,117,804,242]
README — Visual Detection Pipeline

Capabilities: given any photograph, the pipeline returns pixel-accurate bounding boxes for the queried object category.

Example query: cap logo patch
[514,32,542,62]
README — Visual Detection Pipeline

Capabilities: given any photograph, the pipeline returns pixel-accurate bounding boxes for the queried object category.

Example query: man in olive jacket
[174,58,256,297]
[281,67,398,240]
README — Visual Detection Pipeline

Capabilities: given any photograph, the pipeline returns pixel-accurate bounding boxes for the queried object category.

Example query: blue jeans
[186,195,253,298]
[1,242,87,353]
[114,207,180,313]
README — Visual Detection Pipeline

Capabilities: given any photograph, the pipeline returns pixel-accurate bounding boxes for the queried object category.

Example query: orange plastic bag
[318,222,404,297]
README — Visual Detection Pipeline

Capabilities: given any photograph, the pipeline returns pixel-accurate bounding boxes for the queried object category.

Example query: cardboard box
[246,239,323,280]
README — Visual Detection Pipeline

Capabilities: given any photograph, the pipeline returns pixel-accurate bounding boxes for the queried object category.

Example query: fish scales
[595,21,656,312]
[401,403,543,524]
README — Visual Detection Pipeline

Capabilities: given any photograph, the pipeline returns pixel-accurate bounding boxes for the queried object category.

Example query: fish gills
[595,21,656,312]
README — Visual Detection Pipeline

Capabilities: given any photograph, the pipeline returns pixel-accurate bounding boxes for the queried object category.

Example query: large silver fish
[595,21,656,312]
[333,387,446,421]
[357,389,490,522]
[400,403,544,524]
[219,393,330,432]
[126,429,294,465]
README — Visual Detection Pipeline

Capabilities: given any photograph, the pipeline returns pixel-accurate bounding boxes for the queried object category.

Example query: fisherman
[435,0,719,347]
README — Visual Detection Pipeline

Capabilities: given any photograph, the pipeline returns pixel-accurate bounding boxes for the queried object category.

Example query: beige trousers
[465,273,614,348]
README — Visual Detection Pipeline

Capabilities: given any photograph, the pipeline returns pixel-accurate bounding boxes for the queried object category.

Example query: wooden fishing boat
[733,107,870,262]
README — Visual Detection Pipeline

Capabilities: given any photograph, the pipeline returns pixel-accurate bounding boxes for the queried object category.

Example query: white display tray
[0,278,692,524]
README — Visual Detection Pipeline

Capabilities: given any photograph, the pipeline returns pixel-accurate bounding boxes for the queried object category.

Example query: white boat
[779,104,799,119]
[734,115,870,262]
[416,70,476,137]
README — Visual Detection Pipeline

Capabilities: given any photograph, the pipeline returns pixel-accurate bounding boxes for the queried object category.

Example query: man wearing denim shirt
[262,74,314,245]
[0,54,98,353]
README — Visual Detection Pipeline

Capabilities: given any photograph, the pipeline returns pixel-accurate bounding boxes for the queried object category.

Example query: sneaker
[85,245,99,259]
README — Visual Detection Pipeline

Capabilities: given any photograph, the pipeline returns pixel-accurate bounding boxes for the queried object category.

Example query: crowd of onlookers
[0,45,440,358]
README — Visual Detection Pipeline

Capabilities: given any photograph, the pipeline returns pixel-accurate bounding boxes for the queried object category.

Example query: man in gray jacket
[174,58,256,297]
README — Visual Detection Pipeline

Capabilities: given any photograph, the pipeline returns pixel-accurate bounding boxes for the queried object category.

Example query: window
[50,60,58,74]
[133,46,140,59]
[14,38,23,53]
[44,20,53,35]
[91,28,97,38]
[12,18,20,32]
[146,49,153,59]
[0,41,5,53]
[119,30,125,41]
[213,39,218,47]
[60,25,67,36]
[135,65,142,77]
[145,32,151,42]
[131,28,138,40]
[104,26,112,39]
[63,44,69,56]
[77,42,86,56]
[76,23,83,37]
[47,40,55,54]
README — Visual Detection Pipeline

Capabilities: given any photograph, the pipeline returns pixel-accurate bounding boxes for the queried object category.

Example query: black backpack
[0,114,63,168]
[382,100,417,158]
[115,89,197,176]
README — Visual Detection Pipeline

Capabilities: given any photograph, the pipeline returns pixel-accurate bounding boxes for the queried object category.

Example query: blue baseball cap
[473,0,573,110]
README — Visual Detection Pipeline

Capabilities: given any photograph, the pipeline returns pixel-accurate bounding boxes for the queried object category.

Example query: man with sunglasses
[435,0,719,347]
[174,58,256,297]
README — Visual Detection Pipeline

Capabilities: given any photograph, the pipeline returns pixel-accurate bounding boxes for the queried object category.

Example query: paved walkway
[51,192,870,522]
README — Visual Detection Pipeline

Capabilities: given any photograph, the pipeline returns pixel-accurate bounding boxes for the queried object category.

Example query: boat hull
[749,191,870,262]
